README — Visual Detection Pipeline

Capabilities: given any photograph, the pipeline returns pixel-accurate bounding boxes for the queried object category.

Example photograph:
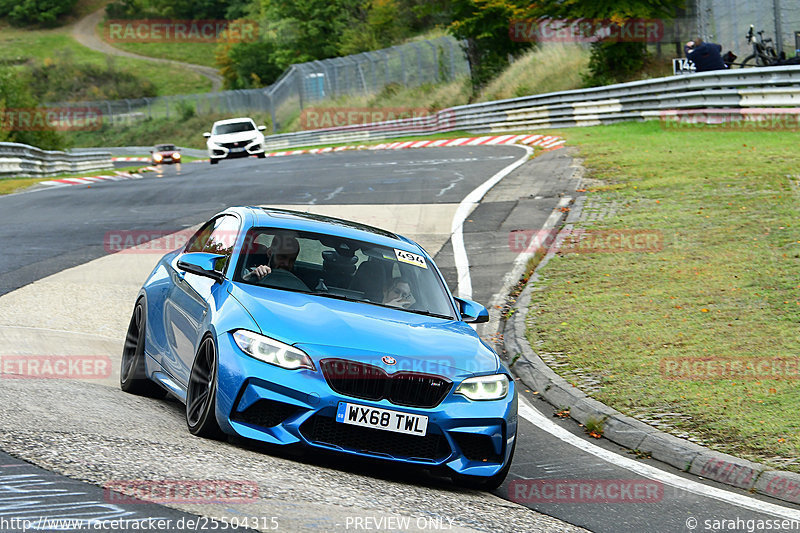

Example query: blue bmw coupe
[121,207,517,488]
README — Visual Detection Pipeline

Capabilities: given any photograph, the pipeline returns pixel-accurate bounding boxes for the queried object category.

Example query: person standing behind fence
[685,39,726,72]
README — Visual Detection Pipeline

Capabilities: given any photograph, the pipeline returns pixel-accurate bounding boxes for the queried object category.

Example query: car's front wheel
[454,438,516,491]
[210,158,219,165]
[120,298,165,398]
[186,335,225,439]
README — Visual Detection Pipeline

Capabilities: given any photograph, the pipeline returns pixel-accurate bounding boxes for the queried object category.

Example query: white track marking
[450,145,533,299]
[517,397,800,520]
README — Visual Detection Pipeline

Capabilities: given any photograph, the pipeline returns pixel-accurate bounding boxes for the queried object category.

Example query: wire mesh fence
[45,35,469,133]
[695,0,800,58]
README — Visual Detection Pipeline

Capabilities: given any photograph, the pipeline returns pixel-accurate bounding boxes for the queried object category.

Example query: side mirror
[177,253,226,283]
[149,150,153,153]
[203,132,211,138]
[258,125,266,131]
[454,297,489,324]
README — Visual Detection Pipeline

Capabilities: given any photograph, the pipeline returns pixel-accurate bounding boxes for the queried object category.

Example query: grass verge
[0,26,211,96]
[96,19,220,68]
[525,121,800,471]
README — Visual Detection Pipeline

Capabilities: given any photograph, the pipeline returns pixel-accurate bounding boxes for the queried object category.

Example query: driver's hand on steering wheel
[243,265,272,280]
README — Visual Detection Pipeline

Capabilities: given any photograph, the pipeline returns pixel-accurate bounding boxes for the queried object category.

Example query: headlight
[173,152,181,159]
[455,374,509,401]
[153,153,163,162]
[232,330,315,370]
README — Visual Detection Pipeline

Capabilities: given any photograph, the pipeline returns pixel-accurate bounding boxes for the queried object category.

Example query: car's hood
[228,283,498,378]
[209,132,260,144]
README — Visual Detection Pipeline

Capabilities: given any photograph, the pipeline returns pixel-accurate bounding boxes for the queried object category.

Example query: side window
[184,220,216,253]
[184,216,240,272]
[203,216,240,271]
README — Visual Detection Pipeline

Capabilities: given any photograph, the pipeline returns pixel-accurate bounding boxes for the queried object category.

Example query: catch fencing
[45,36,469,132]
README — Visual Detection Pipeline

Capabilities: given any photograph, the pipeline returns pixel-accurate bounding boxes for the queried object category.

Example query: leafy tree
[105,0,253,20]
[218,39,283,89]
[2,0,79,27]
[439,0,534,92]
[0,68,63,150]
[525,0,685,86]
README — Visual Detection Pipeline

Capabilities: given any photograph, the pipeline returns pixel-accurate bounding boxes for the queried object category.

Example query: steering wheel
[258,268,310,292]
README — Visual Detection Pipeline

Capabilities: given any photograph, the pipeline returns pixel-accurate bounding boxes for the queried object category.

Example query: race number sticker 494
[395,249,427,269]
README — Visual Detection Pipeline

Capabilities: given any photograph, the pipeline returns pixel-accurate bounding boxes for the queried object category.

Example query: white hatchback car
[204,117,267,164]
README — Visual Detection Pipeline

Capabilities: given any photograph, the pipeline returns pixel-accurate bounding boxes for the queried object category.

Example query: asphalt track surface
[1,147,798,532]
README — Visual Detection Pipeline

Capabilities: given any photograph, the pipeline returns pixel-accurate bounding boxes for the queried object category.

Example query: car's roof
[235,206,421,252]
[213,117,255,126]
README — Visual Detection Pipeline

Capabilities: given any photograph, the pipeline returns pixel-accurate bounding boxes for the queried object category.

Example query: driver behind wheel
[243,233,300,281]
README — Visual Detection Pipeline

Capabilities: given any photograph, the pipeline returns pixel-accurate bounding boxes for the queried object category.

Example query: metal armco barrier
[0,142,113,179]
[263,65,800,150]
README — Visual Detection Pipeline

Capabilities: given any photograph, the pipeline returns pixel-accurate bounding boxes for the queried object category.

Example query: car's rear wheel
[257,153,266,159]
[186,336,225,439]
[454,438,516,491]
[120,298,165,398]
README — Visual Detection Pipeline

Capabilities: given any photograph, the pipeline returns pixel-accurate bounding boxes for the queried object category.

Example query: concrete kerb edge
[502,158,800,506]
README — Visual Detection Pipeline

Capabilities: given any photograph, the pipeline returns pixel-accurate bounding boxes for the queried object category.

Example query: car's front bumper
[208,142,265,160]
[215,333,517,478]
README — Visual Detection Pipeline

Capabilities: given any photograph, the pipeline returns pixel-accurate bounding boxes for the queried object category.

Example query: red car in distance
[150,144,181,165]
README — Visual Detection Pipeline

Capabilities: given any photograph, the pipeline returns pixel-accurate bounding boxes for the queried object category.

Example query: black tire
[186,336,225,439]
[740,55,756,68]
[120,299,166,398]
[257,152,266,159]
[210,158,219,165]
[454,438,516,491]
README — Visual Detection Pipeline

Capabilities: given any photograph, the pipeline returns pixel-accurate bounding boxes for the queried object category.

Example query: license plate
[230,147,245,153]
[336,402,428,436]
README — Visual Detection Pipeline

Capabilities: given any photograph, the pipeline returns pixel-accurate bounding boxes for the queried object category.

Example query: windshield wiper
[398,308,453,320]
[309,291,364,303]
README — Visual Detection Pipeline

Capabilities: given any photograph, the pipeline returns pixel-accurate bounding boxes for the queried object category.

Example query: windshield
[234,228,456,319]
[155,144,176,151]
[212,121,256,135]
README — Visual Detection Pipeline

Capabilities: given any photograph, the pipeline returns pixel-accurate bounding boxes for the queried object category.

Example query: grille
[300,414,450,462]
[451,432,502,463]
[220,140,252,149]
[231,399,301,428]
[320,359,452,408]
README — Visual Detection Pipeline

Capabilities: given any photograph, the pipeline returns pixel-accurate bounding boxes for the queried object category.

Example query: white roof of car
[212,117,256,126]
